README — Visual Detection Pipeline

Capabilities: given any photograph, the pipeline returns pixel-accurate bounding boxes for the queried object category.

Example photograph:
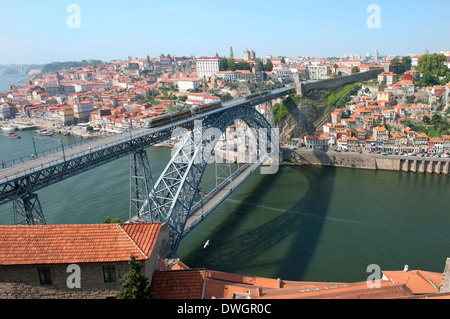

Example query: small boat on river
[36,129,53,136]
[8,131,21,138]
[1,124,17,132]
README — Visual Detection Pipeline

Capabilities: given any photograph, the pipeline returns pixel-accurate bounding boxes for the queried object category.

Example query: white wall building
[177,78,202,92]
[308,64,331,80]
[0,104,11,120]
[196,57,222,79]
[216,71,236,81]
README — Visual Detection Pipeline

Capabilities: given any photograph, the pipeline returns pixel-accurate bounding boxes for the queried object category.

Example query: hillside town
[303,57,450,157]
[0,49,449,153]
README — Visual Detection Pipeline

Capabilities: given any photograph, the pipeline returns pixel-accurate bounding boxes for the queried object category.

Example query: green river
[0,130,449,283]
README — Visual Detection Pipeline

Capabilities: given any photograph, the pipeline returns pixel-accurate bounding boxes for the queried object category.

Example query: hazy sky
[1,0,449,64]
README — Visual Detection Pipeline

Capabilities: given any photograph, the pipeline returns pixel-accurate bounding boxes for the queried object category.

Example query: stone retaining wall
[283,149,450,175]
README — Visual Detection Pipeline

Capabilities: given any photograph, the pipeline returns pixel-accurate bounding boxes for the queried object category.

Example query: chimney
[440,258,450,293]
[403,265,409,272]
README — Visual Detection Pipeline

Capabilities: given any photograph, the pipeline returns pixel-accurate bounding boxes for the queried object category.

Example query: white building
[196,57,222,79]
[216,71,236,81]
[0,104,11,120]
[177,78,202,92]
[185,93,220,106]
[304,135,329,150]
[308,64,331,80]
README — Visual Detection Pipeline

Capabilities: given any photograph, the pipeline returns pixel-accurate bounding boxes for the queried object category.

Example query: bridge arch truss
[130,104,279,252]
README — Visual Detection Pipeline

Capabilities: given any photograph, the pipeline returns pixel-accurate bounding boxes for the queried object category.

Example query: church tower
[230,46,234,59]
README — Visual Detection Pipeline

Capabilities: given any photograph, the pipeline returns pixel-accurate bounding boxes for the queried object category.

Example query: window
[103,265,116,283]
[37,267,52,285]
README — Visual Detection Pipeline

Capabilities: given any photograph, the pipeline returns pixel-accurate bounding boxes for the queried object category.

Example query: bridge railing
[0,118,190,182]
[0,130,137,182]
[0,131,122,170]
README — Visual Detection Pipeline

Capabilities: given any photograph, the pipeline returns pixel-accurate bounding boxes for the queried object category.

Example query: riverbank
[2,118,111,138]
[282,149,450,175]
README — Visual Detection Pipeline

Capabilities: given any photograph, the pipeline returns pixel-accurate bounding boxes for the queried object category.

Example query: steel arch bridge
[0,85,295,252]
[130,104,279,252]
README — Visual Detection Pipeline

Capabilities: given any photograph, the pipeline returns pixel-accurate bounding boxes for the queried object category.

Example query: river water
[0,74,29,93]
[0,129,449,283]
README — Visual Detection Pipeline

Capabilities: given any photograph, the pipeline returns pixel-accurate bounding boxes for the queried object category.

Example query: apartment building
[308,64,331,80]
[196,57,222,79]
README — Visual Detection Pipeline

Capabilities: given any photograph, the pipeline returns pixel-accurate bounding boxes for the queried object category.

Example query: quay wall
[282,149,450,175]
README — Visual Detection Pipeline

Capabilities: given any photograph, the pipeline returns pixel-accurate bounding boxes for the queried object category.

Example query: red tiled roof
[152,269,205,299]
[0,223,162,265]
[383,270,442,295]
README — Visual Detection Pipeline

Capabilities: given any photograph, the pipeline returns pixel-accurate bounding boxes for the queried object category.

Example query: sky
[1,0,450,65]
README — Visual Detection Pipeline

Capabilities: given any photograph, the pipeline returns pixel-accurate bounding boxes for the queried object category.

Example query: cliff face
[276,90,329,144]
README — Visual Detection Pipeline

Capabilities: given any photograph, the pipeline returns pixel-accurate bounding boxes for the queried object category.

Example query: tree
[255,58,265,71]
[227,57,236,71]
[390,56,411,75]
[417,53,450,84]
[264,59,273,71]
[402,56,412,71]
[219,58,228,71]
[236,61,252,71]
[116,256,153,299]
[351,66,360,74]
[422,115,431,124]
[421,72,440,86]
[431,114,442,124]
[102,216,121,223]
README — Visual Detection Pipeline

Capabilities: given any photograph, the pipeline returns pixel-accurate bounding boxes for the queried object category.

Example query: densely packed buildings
[305,66,450,155]
[1,51,449,149]
[0,52,300,131]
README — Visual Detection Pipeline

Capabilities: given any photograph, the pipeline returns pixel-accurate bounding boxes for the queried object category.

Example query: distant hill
[0,64,44,76]
[40,59,104,74]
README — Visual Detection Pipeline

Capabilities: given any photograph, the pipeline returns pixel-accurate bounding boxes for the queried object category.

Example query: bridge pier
[129,150,154,223]
[13,192,46,225]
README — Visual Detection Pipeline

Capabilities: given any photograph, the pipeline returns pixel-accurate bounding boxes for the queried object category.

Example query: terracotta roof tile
[152,269,205,299]
[382,270,442,295]
[0,223,162,265]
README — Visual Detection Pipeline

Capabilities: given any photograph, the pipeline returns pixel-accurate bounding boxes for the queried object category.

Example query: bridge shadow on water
[181,151,336,281]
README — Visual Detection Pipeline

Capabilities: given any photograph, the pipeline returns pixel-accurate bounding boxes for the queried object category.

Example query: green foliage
[219,58,229,71]
[41,59,103,74]
[221,58,252,72]
[265,60,273,72]
[273,102,289,125]
[421,72,440,87]
[401,116,449,138]
[273,93,300,125]
[390,56,412,75]
[325,83,360,109]
[227,58,236,71]
[116,256,153,299]
[416,53,450,86]
[102,216,121,223]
